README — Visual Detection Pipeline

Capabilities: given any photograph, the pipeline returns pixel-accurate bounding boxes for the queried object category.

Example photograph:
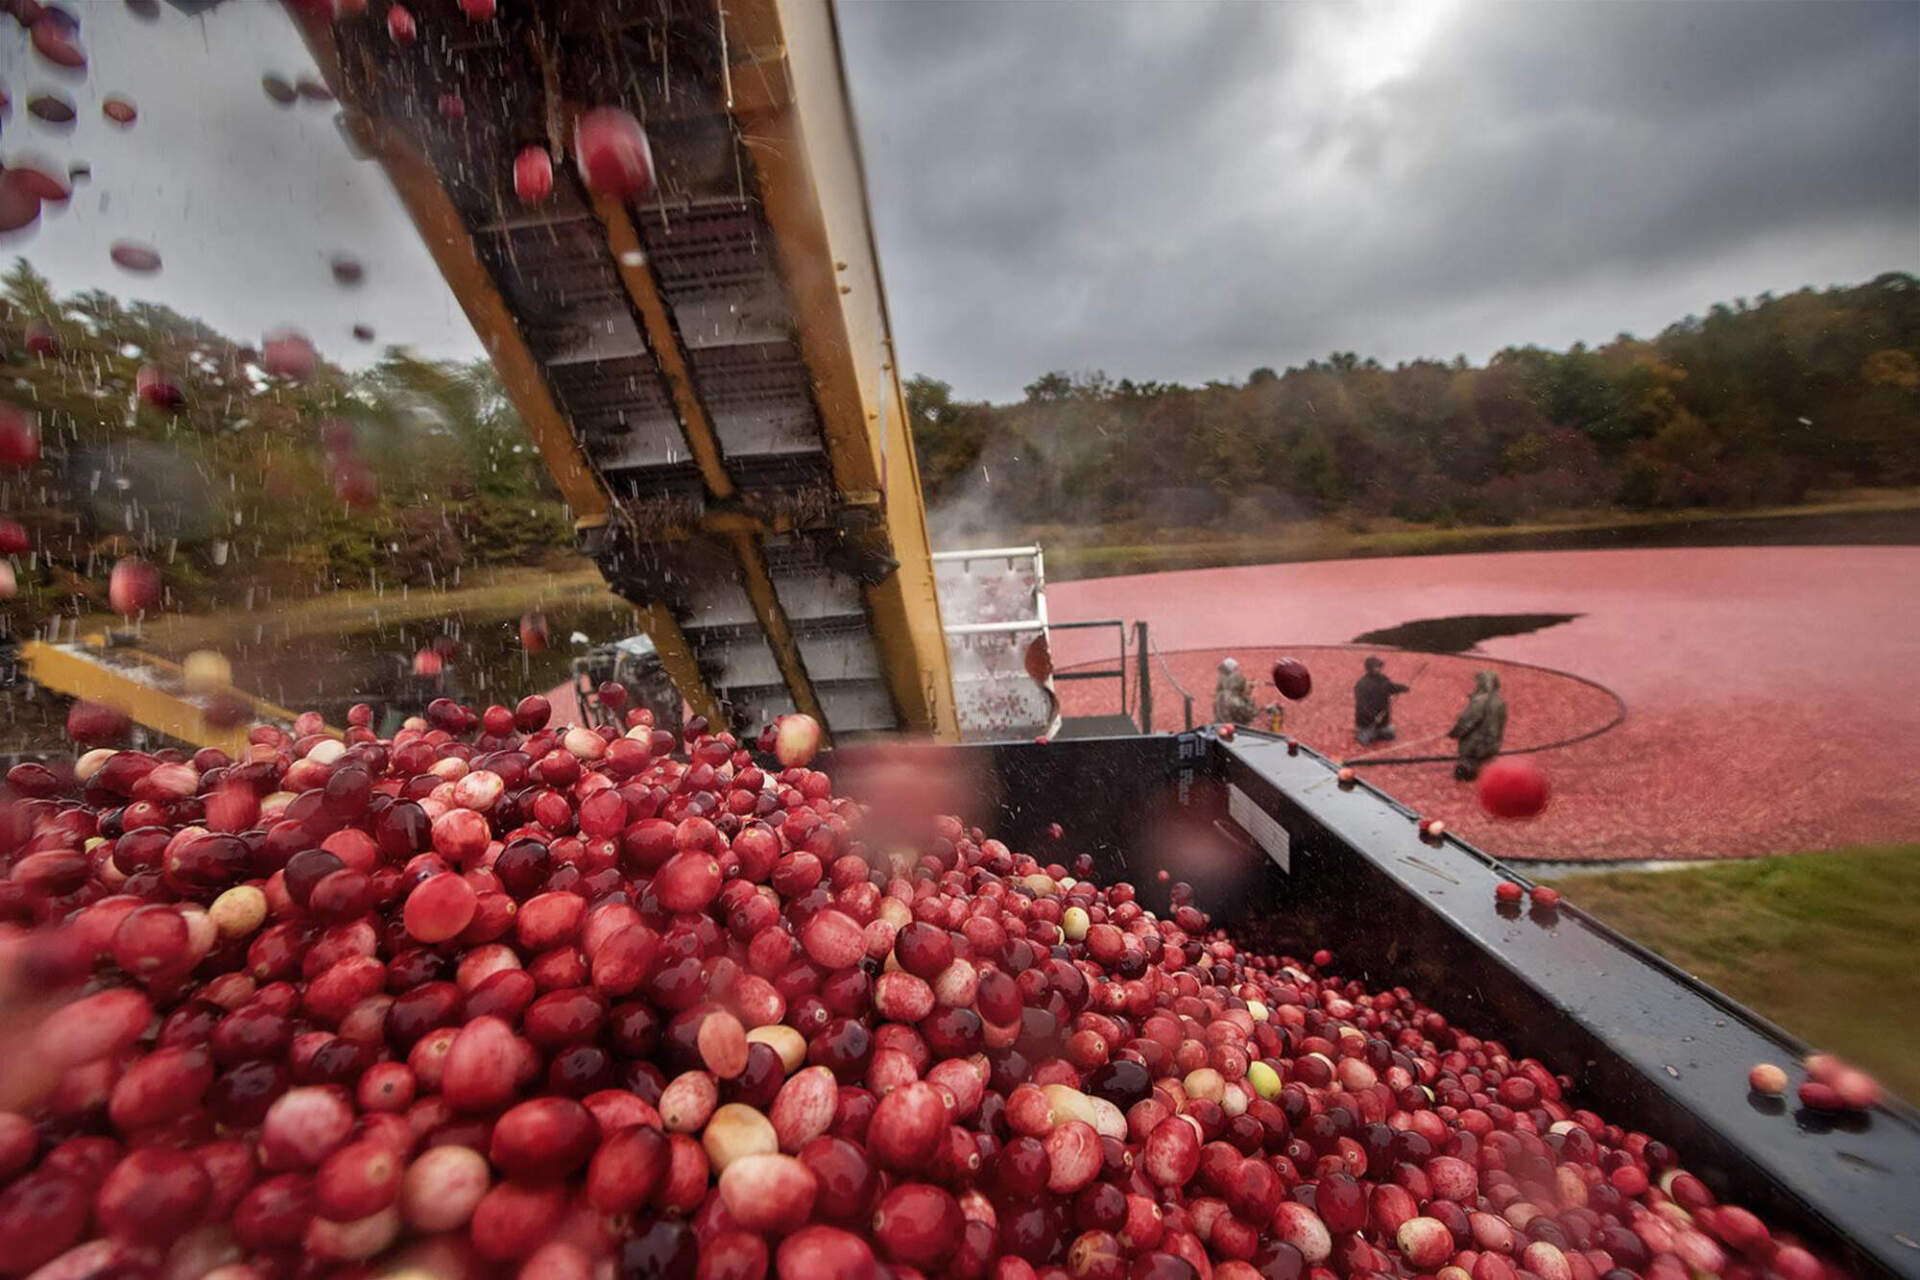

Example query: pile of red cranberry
[0,697,1832,1280]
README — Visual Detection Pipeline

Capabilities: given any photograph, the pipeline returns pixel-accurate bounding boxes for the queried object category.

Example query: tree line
[906,273,1920,533]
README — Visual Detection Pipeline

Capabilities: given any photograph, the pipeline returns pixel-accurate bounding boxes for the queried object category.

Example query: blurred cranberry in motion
[27,93,76,125]
[137,364,184,409]
[262,330,318,382]
[387,3,416,44]
[574,108,655,202]
[111,241,163,274]
[1271,658,1312,701]
[1478,757,1551,820]
[69,700,132,747]
[514,146,554,205]
[330,458,379,508]
[0,407,40,467]
[31,11,86,68]
[24,319,60,356]
[520,612,550,653]
[109,557,163,616]
[0,173,44,234]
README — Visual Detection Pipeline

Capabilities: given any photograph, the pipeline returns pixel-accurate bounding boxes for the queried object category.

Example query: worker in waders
[1213,657,1256,725]
[1353,656,1410,746]
[1449,670,1508,781]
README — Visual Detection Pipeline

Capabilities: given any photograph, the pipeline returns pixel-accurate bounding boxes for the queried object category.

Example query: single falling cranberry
[27,93,77,125]
[387,3,416,44]
[108,556,162,615]
[514,147,554,205]
[574,107,655,202]
[1479,756,1551,819]
[262,329,318,381]
[110,241,163,273]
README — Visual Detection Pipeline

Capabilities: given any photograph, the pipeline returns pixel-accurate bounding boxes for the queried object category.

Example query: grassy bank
[1545,844,1920,1103]
[1020,489,1920,580]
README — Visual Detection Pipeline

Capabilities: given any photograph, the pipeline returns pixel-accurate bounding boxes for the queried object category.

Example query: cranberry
[872,1181,965,1269]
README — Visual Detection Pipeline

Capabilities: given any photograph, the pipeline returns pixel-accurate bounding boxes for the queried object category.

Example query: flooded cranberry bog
[1050,547,1920,863]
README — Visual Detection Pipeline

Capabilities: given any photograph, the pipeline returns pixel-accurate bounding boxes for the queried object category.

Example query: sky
[3,1,1915,404]
[838,0,1920,401]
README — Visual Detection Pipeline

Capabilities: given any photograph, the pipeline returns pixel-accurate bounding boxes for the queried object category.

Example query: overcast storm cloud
[837,1,1920,402]
[3,2,1912,402]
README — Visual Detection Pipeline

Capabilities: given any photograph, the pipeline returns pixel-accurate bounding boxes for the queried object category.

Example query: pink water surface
[1046,547,1920,861]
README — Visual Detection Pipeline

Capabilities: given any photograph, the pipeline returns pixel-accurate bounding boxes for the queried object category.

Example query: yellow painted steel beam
[727,50,794,118]
[18,642,311,757]
[729,64,879,491]
[592,194,737,503]
[722,0,958,737]
[723,530,829,740]
[632,602,722,726]
[293,20,612,531]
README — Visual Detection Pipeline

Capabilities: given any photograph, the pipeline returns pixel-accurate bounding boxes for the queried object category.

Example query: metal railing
[1049,618,1129,723]
[1146,629,1196,731]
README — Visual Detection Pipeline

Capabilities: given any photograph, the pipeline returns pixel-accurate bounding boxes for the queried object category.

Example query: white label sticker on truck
[1229,784,1290,873]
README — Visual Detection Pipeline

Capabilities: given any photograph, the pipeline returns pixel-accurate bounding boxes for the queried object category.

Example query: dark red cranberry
[207,1060,288,1126]
[1084,1058,1151,1111]
[282,849,344,907]
[808,1017,874,1083]
[619,1217,698,1280]
[547,1045,616,1096]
